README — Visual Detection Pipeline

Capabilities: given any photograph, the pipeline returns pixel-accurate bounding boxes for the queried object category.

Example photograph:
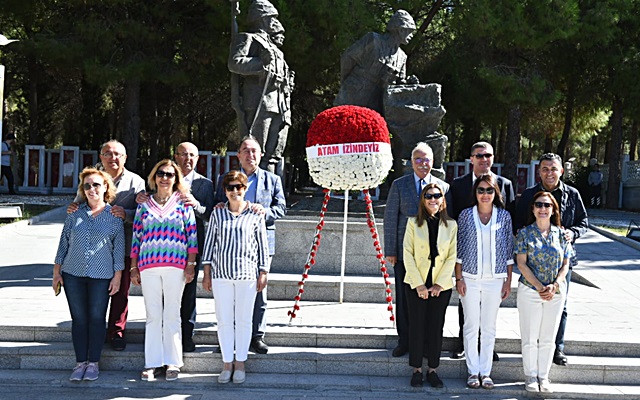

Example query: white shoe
[218,369,232,384]
[525,376,539,392]
[539,378,553,393]
[233,369,246,384]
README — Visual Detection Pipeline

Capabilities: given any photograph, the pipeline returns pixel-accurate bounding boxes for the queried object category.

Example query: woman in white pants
[455,174,513,390]
[130,160,198,381]
[515,191,571,393]
[202,171,269,384]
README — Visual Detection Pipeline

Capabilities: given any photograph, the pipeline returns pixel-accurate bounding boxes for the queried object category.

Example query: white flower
[308,152,393,191]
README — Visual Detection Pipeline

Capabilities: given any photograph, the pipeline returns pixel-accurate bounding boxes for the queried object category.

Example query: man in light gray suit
[136,142,215,352]
[214,136,286,354]
[384,142,449,357]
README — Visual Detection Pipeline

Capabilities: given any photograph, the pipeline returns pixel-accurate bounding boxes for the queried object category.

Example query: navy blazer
[215,167,286,255]
[446,172,516,221]
[383,173,449,261]
[190,172,215,251]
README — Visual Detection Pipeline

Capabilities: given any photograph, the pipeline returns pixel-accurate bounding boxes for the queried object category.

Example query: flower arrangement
[306,105,393,190]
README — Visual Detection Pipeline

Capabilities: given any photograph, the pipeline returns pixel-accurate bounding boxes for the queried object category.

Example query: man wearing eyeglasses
[384,142,449,357]
[514,153,588,367]
[67,140,146,351]
[214,136,286,354]
[446,141,516,360]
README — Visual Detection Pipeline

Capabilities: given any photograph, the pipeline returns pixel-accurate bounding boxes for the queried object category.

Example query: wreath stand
[287,188,395,324]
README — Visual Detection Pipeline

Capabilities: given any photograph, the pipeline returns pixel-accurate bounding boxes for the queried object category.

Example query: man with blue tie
[214,136,286,354]
[384,142,449,357]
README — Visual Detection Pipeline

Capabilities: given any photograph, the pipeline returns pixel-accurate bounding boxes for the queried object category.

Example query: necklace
[154,193,171,205]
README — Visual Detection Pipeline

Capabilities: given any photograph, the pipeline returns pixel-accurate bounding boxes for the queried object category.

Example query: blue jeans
[62,272,111,363]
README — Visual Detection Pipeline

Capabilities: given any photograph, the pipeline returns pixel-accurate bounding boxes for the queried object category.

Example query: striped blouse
[130,193,198,271]
[54,203,125,279]
[202,203,269,280]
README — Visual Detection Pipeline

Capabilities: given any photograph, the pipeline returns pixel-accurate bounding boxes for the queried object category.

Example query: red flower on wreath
[306,105,390,147]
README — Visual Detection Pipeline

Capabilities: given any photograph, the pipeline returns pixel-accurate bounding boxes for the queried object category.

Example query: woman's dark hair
[222,170,248,188]
[416,183,451,227]
[527,191,561,226]
[472,174,504,209]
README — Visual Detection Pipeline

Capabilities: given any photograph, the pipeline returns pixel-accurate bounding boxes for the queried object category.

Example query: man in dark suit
[445,141,516,360]
[384,142,449,357]
[215,136,286,354]
[514,153,587,366]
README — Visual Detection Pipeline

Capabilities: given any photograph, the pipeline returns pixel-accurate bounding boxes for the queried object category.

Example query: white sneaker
[525,376,539,392]
[539,378,553,393]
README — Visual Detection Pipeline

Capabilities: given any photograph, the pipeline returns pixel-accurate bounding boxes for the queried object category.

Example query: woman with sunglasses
[454,174,513,390]
[53,167,124,381]
[403,183,457,388]
[515,192,572,393]
[201,171,268,384]
[130,159,197,381]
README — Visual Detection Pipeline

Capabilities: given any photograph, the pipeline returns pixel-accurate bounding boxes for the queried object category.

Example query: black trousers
[405,285,452,369]
[1,165,15,193]
[394,260,410,347]
[181,255,200,340]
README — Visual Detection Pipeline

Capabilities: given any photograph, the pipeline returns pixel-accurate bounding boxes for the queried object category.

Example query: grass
[595,225,628,236]
[0,204,58,227]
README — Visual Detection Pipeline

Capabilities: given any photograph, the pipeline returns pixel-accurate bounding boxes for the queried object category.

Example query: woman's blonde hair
[77,167,117,204]
[147,159,188,194]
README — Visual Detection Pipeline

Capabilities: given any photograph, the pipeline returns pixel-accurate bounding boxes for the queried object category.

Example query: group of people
[385,142,587,393]
[52,136,285,383]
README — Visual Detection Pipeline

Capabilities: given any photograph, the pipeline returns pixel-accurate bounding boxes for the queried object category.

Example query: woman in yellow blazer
[403,183,457,388]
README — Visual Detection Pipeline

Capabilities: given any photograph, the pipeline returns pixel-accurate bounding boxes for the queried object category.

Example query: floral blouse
[515,224,574,290]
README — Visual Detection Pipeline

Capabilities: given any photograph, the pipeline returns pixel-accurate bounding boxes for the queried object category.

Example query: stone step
[128,272,520,306]
[1,369,638,400]
[2,341,640,386]
[2,298,639,358]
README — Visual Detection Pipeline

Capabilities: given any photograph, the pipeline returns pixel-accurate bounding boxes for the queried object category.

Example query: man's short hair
[100,139,126,154]
[540,153,563,164]
[470,141,492,154]
[411,142,433,159]
[239,135,262,151]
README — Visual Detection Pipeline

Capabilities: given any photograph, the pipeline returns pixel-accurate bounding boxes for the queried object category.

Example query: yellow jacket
[403,217,457,290]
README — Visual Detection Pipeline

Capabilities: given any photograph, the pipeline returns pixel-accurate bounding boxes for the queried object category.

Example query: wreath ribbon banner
[306,142,391,159]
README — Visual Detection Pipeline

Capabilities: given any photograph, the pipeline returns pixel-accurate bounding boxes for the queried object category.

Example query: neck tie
[418,178,425,196]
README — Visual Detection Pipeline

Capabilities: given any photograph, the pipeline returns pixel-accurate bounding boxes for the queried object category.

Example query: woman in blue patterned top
[515,191,572,394]
[455,174,513,390]
[202,170,269,385]
[53,167,125,382]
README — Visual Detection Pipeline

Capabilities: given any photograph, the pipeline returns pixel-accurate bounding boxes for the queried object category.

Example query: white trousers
[212,279,257,363]
[517,282,566,379]
[460,278,504,376]
[140,267,185,368]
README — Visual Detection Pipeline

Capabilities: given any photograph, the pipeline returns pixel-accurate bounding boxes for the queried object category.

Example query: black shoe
[410,371,423,387]
[110,337,126,351]
[183,337,196,352]
[493,351,500,362]
[392,344,408,357]
[426,371,444,388]
[553,349,567,366]
[250,337,269,354]
[450,349,465,359]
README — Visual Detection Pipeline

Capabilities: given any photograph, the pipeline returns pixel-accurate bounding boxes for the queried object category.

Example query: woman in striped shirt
[202,171,269,384]
[53,167,125,382]
[130,159,198,381]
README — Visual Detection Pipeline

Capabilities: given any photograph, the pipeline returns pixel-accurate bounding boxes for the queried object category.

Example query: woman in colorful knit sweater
[130,159,198,382]
[202,170,269,384]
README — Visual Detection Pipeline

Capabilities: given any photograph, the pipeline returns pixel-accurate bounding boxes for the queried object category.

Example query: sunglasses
[534,202,553,209]
[225,183,246,191]
[423,192,443,200]
[413,157,431,164]
[156,171,176,179]
[472,153,493,159]
[83,182,103,191]
[476,187,495,194]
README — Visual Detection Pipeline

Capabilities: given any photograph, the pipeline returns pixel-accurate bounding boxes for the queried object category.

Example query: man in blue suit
[384,142,449,357]
[215,136,286,354]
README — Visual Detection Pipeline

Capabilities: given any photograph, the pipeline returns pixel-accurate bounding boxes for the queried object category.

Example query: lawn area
[0,204,58,227]
[595,225,628,237]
